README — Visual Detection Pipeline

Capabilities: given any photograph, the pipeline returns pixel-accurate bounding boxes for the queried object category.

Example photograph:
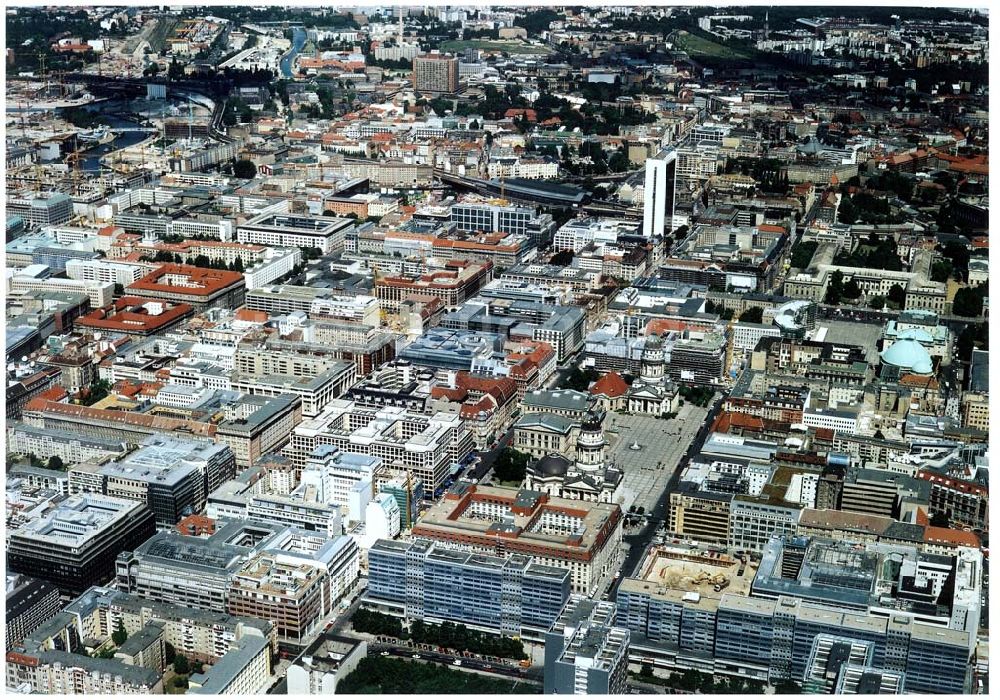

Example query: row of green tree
[703,300,762,323]
[788,241,818,269]
[564,366,600,392]
[953,285,987,318]
[833,234,903,271]
[140,251,246,272]
[955,322,988,363]
[704,299,734,320]
[838,191,904,226]
[222,97,257,127]
[338,656,535,694]
[351,610,527,660]
[8,453,65,471]
[824,270,862,305]
[678,385,714,407]
[367,56,413,70]
[492,448,532,485]
[79,379,112,407]
[194,7,359,28]
[63,107,107,130]
[724,157,789,195]
[447,84,656,136]
[409,619,527,660]
[562,141,632,177]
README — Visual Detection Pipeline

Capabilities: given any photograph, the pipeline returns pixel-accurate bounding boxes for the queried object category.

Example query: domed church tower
[575,413,607,473]
[640,333,665,383]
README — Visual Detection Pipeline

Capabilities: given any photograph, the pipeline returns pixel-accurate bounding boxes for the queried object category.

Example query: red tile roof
[75,297,194,335]
[177,514,217,536]
[590,371,629,398]
[126,264,244,297]
[924,526,980,548]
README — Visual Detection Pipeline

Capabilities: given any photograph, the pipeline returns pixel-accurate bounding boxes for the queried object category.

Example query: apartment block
[365,538,570,639]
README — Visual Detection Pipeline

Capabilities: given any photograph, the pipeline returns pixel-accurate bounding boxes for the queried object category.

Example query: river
[62,100,151,172]
[280,27,307,79]
[81,114,150,171]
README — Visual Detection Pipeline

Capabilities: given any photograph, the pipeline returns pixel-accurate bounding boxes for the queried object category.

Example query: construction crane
[18,99,28,139]
[404,468,414,529]
[67,140,85,195]
[37,51,48,94]
[723,312,737,383]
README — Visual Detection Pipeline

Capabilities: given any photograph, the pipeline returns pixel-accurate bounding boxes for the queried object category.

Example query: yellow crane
[68,142,84,195]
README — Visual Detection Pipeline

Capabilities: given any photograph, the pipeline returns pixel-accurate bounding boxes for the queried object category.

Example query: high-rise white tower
[642,150,677,238]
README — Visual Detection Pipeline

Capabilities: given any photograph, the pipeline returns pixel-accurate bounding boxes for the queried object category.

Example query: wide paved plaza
[607,402,710,513]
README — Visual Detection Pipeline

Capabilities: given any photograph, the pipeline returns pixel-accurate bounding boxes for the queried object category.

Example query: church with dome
[878,336,936,381]
[523,412,623,504]
[874,310,946,417]
[624,333,679,416]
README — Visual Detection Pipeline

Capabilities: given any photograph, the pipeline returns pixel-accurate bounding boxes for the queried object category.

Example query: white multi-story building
[237,214,353,254]
[231,363,356,418]
[8,269,114,308]
[244,285,380,326]
[643,153,676,238]
[64,258,148,286]
[8,653,163,694]
[553,218,640,253]
[515,158,559,179]
[46,226,101,245]
[784,472,819,508]
[310,295,380,326]
[246,494,343,538]
[802,406,860,435]
[286,400,474,491]
[7,423,130,466]
[169,218,234,241]
[731,322,782,353]
[188,636,271,695]
[727,498,799,552]
[365,492,402,542]
[298,445,384,512]
[675,143,720,181]
[243,248,302,290]
[373,42,420,61]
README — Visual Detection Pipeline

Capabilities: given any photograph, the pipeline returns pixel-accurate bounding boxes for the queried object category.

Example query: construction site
[618,543,758,612]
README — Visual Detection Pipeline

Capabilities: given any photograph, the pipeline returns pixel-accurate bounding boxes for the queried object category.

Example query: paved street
[606,394,725,598]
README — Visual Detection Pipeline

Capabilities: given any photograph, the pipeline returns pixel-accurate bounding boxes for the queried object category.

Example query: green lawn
[439,39,550,55]
[673,31,756,60]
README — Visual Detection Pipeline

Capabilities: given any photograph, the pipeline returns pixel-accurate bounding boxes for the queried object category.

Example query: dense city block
[4,4,989,696]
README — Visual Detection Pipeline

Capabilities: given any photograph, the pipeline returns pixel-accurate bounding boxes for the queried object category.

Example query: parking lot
[607,402,710,514]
